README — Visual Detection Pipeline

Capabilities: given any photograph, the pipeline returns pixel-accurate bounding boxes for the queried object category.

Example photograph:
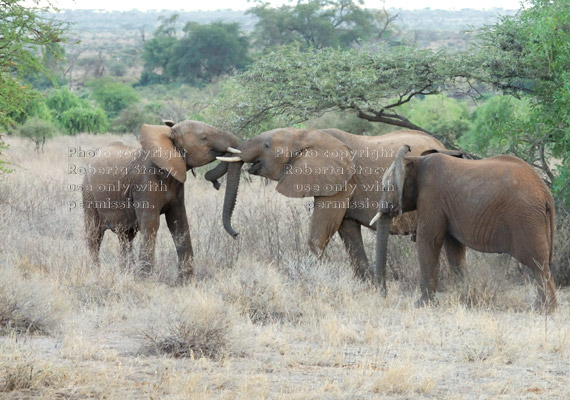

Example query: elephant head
[370,146,463,293]
[216,128,356,237]
[139,120,240,183]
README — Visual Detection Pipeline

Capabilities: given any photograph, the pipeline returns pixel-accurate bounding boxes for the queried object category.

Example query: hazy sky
[44,0,523,11]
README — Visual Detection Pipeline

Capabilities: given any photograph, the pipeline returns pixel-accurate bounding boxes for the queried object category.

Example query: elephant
[213,127,451,280]
[82,120,240,282]
[371,146,557,312]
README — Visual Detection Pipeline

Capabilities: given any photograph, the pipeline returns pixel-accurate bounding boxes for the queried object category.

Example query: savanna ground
[1,134,569,399]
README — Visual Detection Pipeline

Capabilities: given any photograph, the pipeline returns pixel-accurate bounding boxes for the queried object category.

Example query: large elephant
[82,120,240,282]
[215,127,451,280]
[372,146,557,312]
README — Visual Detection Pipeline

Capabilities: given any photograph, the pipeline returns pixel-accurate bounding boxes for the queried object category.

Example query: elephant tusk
[370,212,382,226]
[217,156,242,162]
[226,147,242,154]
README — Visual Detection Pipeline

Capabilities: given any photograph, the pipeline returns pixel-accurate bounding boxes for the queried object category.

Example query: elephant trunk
[204,161,229,190]
[375,214,392,296]
[222,160,244,238]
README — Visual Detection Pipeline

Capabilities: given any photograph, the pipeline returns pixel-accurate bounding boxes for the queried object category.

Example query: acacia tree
[212,44,465,147]
[248,0,398,50]
[0,0,67,128]
[468,0,570,204]
[167,22,251,85]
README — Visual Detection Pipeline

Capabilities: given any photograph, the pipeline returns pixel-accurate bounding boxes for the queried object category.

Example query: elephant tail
[546,199,555,267]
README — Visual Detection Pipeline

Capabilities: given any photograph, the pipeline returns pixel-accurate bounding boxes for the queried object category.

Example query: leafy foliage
[110,104,160,134]
[60,107,109,135]
[141,20,250,86]
[46,88,86,120]
[248,0,396,50]
[87,78,139,118]
[399,95,472,143]
[168,22,251,85]
[459,95,531,157]
[213,44,463,142]
[470,0,570,204]
[0,138,10,173]
[0,0,67,128]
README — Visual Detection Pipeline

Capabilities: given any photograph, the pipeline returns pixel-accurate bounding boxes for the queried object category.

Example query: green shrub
[87,78,139,118]
[60,107,108,134]
[110,104,160,134]
[46,88,86,119]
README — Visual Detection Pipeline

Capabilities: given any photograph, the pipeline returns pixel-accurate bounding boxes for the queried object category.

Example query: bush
[87,78,139,118]
[110,104,160,134]
[46,88,85,118]
[17,118,58,153]
[141,288,235,359]
[61,107,109,134]
[0,266,66,335]
[138,71,170,86]
[399,94,472,143]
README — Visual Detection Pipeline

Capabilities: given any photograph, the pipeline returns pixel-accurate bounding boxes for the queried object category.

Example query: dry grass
[0,134,569,399]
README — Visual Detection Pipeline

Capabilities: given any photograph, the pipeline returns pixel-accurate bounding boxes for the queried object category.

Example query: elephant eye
[263,142,270,149]
[201,135,208,141]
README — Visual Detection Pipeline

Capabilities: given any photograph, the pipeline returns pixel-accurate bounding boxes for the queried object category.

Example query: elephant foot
[176,269,194,286]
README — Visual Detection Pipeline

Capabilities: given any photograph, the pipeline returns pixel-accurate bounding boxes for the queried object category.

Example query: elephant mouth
[248,160,262,175]
[210,149,226,158]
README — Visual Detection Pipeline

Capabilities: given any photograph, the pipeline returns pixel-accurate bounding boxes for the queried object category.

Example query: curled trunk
[222,161,244,238]
[204,161,229,190]
[375,214,392,296]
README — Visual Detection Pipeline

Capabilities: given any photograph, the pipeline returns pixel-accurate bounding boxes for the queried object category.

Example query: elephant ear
[276,130,355,198]
[421,149,464,158]
[140,124,187,183]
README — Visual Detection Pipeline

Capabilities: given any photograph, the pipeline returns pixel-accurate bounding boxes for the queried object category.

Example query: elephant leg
[84,206,103,266]
[443,234,467,278]
[137,211,160,278]
[519,255,557,313]
[308,194,349,258]
[415,219,446,306]
[337,218,371,280]
[118,229,136,270]
[165,204,193,284]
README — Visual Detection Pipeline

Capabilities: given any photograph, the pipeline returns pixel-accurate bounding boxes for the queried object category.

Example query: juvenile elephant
[372,146,557,312]
[83,120,240,282]
[214,127,450,280]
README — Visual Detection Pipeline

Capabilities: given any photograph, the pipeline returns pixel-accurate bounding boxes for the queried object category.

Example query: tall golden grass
[0,134,569,398]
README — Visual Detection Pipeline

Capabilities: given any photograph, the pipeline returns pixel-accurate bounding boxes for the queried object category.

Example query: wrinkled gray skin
[375,147,557,313]
[83,120,239,282]
[214,127,454,281]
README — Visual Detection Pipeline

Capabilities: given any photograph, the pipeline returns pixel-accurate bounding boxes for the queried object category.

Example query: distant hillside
[54,7,517,36]
[49,7,519,88]
[395,8,517,31]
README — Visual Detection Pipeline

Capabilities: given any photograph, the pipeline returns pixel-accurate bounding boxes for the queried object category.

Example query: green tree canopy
[399,95,472,143]
[248,0,395,50]
[0,0,67,128]
[87,78,139,118]
[141,19,250,86]
[61,107,108,135]
[469,0,570,204]
[167,21,251,85]
[459,95,531,158]
[212,44,463,144]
